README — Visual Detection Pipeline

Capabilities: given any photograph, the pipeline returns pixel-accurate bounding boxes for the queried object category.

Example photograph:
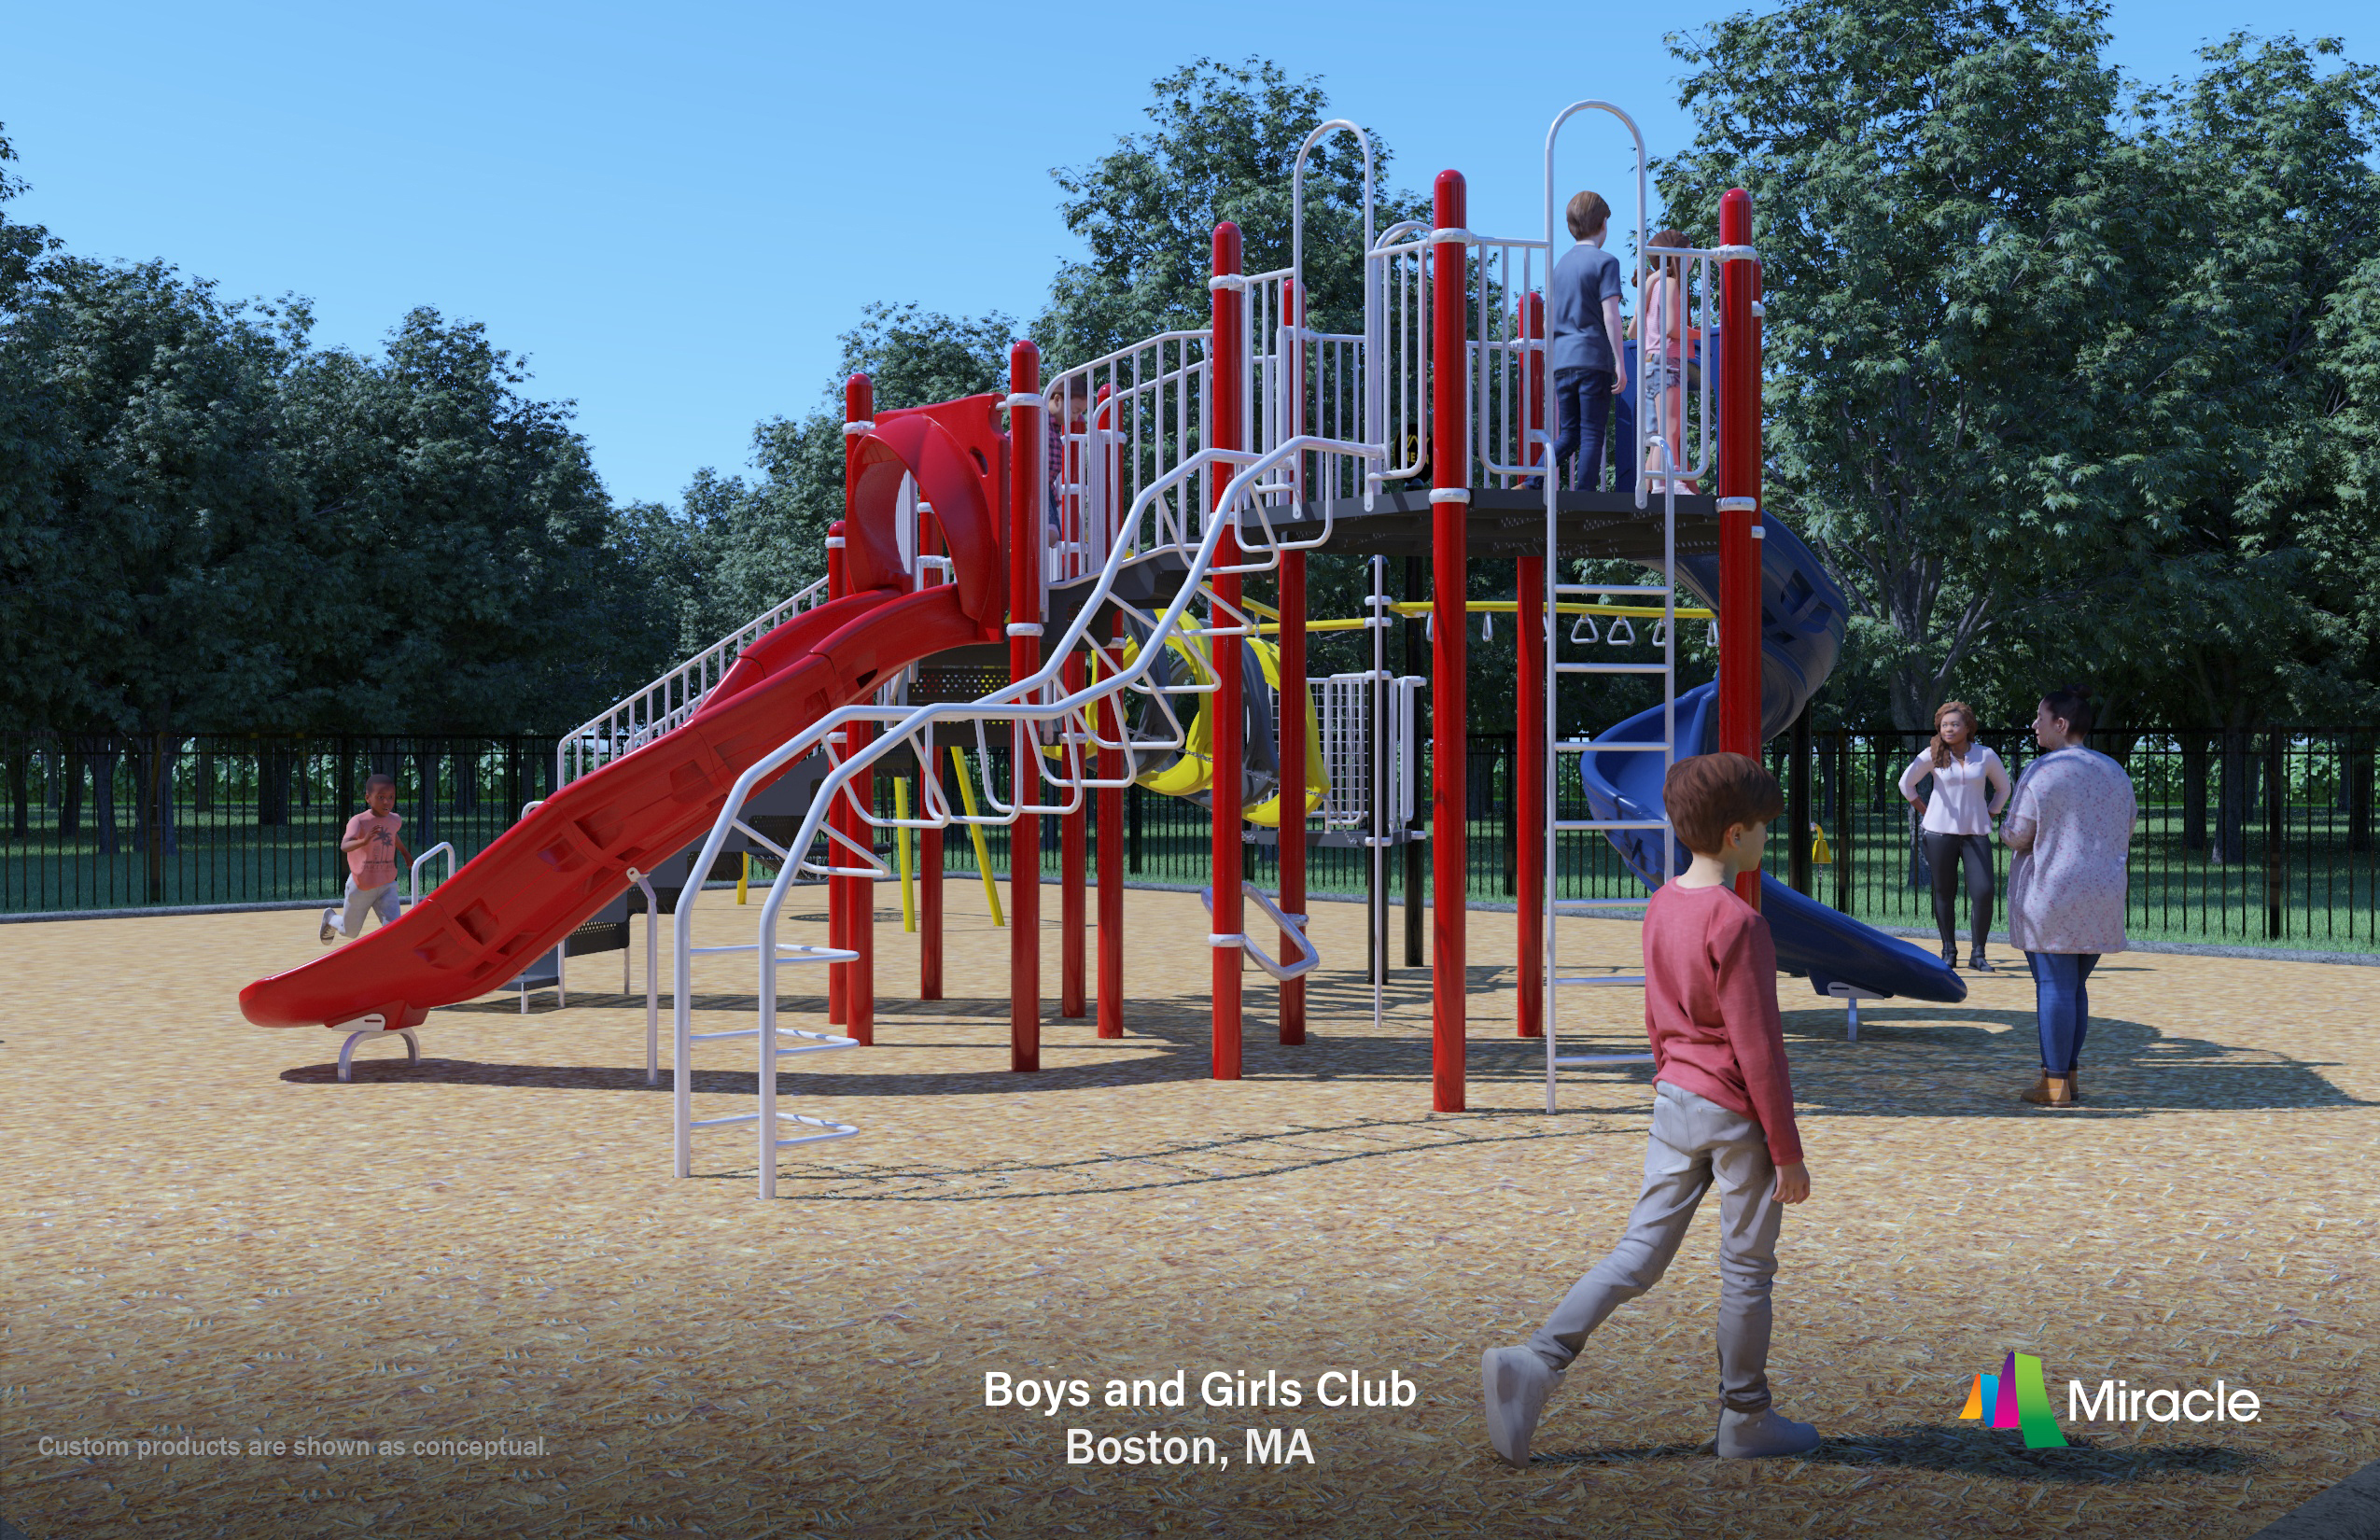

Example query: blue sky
[7,0,2373,507]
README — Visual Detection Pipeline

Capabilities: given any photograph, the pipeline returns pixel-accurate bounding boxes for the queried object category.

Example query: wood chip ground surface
[4,885,2375,1538]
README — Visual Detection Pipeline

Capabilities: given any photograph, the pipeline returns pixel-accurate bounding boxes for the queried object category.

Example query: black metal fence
[1771,726,2379,952]
[6,727,2374,953]
[0,734,560,912]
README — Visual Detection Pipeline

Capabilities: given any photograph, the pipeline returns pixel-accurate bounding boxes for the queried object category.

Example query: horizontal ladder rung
[1555,741,1671,752]
[1555,583,1672,596]
[1552,898,1651,911]
[1551,1053,1658,1067]
[1555,819,1668,832]
[1556,663,1673,675]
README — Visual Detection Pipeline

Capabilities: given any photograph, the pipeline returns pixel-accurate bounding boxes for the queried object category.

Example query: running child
[321,773,412,944]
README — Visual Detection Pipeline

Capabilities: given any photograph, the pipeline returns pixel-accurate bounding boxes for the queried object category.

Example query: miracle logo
[1960,1351,2261,1449]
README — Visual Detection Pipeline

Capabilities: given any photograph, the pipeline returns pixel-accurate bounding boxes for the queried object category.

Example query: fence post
[1788,706,1813,896]
[1834,733,1854,916]
[2348,729,2374,856]
[2267,732,2286,940]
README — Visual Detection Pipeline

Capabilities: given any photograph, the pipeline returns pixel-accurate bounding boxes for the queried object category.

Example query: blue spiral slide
[1578,514,1967,1005]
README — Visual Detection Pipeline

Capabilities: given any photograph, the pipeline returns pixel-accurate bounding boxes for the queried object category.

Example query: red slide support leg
[1717,189,1764,910]
[1060,650,1087,1018]
[1097,614,1125,1038]
[1429,171,1469,1113]
[848,721,875,1045]
[1008,341,1043,1071]
[1209,222,1245,1081]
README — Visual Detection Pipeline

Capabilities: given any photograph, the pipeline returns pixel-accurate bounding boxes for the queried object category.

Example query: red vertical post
[918,476,946,1002]
[824,518,851,1026]
[1428,171,1469,1112]
[1209,222,1245,1081]
[1516,291,1547,1040]
[1717,189,1764,910]
[1008,341,1043,1071]
[1097,611,1126,1038]
[848,720,875,1044]
[1060,648,1088,1017]
[1278,279,1308,1046]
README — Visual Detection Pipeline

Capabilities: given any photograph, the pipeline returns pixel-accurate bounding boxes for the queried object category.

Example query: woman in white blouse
[1897,702,2011,971]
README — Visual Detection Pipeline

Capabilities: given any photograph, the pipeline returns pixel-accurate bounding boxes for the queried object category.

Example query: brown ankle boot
[2022,1074,2076,1107]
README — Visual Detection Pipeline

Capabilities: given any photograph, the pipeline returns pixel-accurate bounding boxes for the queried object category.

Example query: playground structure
[238,103,1969,1195]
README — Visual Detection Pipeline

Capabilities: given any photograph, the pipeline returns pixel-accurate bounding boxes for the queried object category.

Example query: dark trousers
[1922,831,1995,951]
[1551,366,1614,491]
[2025,951,2100,1074]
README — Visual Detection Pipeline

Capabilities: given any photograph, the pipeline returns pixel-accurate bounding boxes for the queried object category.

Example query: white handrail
[407,841,456,907]
[558,575,832,785]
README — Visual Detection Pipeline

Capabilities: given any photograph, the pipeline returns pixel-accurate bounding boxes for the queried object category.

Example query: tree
[1659,0,2130,730]
[0,120,53,301]
[274,307,630,733]
[1039,57,1421,369]
[0,258,307,738]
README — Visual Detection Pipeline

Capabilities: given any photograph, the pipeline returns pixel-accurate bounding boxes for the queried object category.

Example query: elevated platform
[1264,485,1719,561]
[903,487,1717,702]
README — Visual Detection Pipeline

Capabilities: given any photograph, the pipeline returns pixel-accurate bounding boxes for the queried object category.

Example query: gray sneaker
[1480,1346,1563,1466]
[319,909,340,944]
[1715,1406,1821,1459]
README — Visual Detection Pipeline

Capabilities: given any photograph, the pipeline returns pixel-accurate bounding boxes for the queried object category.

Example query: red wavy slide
[239,583,979,1032]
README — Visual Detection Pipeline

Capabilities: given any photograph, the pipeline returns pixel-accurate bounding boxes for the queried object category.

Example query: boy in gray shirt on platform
[1546,190,1628,491]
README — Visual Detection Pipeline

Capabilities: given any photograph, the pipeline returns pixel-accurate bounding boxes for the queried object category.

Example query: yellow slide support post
[895,777,916,932]
[948,746,1006,928]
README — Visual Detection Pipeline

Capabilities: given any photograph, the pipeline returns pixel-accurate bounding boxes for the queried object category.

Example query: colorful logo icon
[1959,1351,2067,1449]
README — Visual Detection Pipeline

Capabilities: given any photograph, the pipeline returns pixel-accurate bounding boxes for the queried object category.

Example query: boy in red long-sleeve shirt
[1483,752,1822,1463]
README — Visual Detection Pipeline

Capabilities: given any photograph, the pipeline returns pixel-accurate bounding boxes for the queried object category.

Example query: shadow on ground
[291,962,2374,1122]
[1536,1422,2261,1483]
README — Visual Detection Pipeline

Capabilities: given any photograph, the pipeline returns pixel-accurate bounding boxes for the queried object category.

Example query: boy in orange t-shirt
[1482,752,1821,1463]
[320,774,412,944]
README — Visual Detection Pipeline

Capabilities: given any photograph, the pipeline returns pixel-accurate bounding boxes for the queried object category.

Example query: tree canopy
[7,20,2380,743]
[1659,6,2380,730]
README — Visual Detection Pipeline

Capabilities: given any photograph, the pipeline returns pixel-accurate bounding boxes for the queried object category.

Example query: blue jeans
[1550,366,1614,491]
[2025,951,2100,1074]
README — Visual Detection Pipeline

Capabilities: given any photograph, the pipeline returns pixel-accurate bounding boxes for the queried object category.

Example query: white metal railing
[557,576,833,786]
[1318,672,1421,832]
[1370,218,1431,489]
[1041,331,1211,595]
[1468,236,1552,484]
[674,430,1366,1197]
[407,842,456,907]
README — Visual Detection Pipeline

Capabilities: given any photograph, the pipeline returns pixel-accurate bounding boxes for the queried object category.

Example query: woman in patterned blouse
[2001,686,2137,1108]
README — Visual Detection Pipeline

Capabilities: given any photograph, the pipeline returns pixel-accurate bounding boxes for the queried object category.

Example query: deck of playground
[3,887,2374,1539]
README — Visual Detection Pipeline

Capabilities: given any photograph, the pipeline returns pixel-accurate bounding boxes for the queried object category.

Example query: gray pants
[339,877,401,938]
[1527,1081,1785,1413]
